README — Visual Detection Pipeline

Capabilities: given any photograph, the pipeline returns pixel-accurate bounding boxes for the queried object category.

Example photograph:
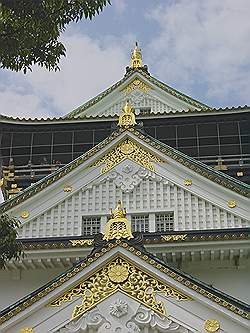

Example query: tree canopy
[0,214,23,269]
[0,0,111,73]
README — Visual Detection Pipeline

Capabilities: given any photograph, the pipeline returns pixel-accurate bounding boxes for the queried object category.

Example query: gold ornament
[161,234,187,242]
[123,79,150,95]
[50,257,191,320]
[20,328,34,333]
[69,239,94,247]
[184,179,192,186]
[20,211,30,219]
[103,201,133,241]
[108,265,129,283]
[130,42,143,68]
[204,319,220,332]
[63,185,72,192]
[118,101,137,129]
[91,138,163,173]
[227,200,236,208]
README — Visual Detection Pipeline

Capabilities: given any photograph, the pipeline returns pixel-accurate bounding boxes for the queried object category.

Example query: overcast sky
[0,0,250,119]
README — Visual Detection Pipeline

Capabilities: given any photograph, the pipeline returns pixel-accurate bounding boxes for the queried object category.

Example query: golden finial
[130,42,143,69]
[118,100,137,128]
[103,201,133,241]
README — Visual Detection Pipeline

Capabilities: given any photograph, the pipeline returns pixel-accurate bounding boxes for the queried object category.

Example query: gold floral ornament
[227,200,236,208]
[20,211,30,219]
[103,200,133,241]
[108,264,129,283]
[63,185,72,192]
[20,328,34,333]
[91,138,163,173]
[204,319,220,332]
[50,257,191,320]
[184,179,192,186]
[130,42,143,68]
[118,101,137,129]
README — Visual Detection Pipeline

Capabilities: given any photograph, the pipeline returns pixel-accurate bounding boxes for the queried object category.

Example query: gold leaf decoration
[50,257,191,319]
[123,79,150,95]
[91,138,164,173]
[204,319,220,332]
[227,200,236,208]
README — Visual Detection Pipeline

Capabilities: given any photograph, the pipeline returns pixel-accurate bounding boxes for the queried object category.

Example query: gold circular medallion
[108,265,129,283]
[20,211,30,219]
[204,319,220,332]
[227,200,236,208]
[120,142,134,155]
[20,328,34,333]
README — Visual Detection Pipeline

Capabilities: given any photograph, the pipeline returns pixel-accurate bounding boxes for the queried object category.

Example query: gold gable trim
[122,78,150,95]
[91,138,164,173]
[50,256,191,319]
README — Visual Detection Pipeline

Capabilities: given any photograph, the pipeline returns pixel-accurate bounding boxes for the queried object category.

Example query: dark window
[177,124,196,138]
[54,131,72,144]
[12,133,32,147]
[219,122,238,136]
[74,130,93,144]
[33,132,52,146]
[220,145,240,155]
[199,145,219,156]
[1,133,11,148]
[240,121,250,135]
[199,137,218,146]
[220,136,239,145]
[198,123,217,137]
[178,138,197,147]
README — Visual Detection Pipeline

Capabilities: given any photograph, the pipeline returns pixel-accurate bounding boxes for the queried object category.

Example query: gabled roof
[0,236,249,325]
[65,68,210,119]
[1,125,249,213]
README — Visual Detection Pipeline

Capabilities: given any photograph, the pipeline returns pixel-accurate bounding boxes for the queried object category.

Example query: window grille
[155,213,174,231]
[82,216,101,235]
[131,215,149,232]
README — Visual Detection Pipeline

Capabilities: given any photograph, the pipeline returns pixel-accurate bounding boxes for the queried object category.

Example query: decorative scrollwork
[50,257,191,320]
[91,138,164,173]
[123,79,150,95]
[69,239,94,247]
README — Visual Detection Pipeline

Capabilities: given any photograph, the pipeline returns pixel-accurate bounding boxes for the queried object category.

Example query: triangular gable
[65,69,210,119]
[0,239,249,332]
[1,127,248,213]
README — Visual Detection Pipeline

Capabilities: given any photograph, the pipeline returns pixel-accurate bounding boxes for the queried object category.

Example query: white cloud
[113,0,127,14]
[146,0,250,106]
[0,32,131,118]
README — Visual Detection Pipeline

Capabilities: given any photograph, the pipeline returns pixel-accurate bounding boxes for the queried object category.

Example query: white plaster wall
[0,267,64,310]
[18,178,248,238]
[183,264,250,304]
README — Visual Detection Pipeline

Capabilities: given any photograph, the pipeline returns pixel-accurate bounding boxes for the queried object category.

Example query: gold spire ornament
[130,42,143,69]
[118,101,137,128]
[103,201,133,241]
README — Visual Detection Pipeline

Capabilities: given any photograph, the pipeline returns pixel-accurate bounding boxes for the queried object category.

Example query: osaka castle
[0,44,250,333]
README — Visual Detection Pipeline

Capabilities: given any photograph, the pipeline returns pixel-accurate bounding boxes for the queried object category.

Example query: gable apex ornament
[103,200,133,241]
[118,100,137,128]
[130,42,143,69]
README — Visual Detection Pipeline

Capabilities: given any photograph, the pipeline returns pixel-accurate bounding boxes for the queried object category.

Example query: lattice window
[131,215,149,232]
[155,213,174,231]
[82,216,101,235]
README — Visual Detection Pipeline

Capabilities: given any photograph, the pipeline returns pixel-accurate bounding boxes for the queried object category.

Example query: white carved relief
[98,161,170,193]
[55,304,192,333]
[131,306,191,332]
[110,299,128,318]
[55,308,107,332]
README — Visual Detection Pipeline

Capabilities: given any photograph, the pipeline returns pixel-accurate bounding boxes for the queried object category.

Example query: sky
[0,0,250,119]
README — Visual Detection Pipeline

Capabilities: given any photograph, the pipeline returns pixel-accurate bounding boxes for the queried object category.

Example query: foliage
[0,0,110,73]
[0,213,23,269]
